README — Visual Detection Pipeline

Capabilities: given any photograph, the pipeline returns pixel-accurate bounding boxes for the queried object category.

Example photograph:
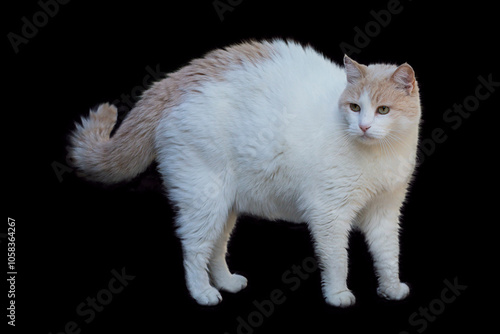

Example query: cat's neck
[349,125,419,163]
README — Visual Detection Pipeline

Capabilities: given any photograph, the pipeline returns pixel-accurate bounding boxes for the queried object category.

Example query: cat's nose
[359,124,371,133]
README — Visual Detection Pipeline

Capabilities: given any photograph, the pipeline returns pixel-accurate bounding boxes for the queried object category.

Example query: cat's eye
[377,106,390,114]
[350,103,361,112]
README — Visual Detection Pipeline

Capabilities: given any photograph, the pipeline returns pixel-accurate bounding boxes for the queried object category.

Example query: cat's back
[155,40,348,220]
[162,39,345,116]
[158,39,346,156]
[223,39,346,108]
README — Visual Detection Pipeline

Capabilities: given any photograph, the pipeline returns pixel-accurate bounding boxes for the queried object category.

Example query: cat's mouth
[357,132,379,144]
[347,129,380,145]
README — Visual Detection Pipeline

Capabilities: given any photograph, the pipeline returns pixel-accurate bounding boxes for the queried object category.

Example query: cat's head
[339,56,421,145]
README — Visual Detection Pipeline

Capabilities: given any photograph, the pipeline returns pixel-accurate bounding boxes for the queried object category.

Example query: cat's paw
[377,282,410,301]
[216,273,248,293]
[325,290,356,308]
[192,286,223,306]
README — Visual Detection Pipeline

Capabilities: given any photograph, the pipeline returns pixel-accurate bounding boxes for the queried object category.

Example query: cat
[68,39,421,307]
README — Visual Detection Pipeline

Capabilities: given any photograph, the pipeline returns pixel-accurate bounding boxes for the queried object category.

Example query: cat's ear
[344,55,367,85]
[391,63,415,95]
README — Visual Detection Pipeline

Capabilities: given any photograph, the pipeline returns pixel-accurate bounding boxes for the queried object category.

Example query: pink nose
[359,124,371,132]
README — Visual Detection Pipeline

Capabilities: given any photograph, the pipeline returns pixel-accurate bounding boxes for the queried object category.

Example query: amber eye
[350,103,361,112]
[377,106,390,114]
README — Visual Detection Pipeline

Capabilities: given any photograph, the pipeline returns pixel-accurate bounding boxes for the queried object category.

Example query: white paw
[192,286,223,306]
[325,290,356,308]
[377,282,410,300]
[216,274,248,293]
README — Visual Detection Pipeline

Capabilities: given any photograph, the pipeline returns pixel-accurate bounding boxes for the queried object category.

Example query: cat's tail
[67,100,160,184]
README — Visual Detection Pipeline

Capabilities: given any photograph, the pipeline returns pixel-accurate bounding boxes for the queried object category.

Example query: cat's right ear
[344,55,367,85]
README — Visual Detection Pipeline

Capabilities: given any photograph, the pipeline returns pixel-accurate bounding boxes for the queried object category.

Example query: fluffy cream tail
[68,102,158,184]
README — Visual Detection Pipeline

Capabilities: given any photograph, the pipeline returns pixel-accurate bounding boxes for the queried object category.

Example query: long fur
[68,39,421,307]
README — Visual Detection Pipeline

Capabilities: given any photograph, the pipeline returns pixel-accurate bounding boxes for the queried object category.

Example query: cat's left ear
[391,63,415,95]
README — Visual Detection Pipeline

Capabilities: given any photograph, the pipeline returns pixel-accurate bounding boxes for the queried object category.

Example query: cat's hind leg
[176,207,228,306]
[171,167,237,306]
[208,211,247,293]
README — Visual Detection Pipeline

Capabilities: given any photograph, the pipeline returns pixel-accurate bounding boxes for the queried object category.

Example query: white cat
[69,39,421,307]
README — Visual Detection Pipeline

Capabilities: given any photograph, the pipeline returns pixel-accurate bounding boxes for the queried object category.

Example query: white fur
[150,41,419,306]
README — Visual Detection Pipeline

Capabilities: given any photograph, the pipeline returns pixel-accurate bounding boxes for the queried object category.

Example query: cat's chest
[353,153,415,197]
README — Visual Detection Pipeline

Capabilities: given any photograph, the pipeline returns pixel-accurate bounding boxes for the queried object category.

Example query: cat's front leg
[309,213,355,307]
[358,191,410,301]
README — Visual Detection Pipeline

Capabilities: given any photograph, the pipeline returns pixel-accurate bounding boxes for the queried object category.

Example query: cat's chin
[355,133,380,145]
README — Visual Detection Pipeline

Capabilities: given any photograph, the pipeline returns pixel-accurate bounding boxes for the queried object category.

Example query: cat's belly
[234,186,305,223]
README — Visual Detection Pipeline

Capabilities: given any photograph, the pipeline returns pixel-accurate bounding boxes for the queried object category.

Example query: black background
[5,0,498,333]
